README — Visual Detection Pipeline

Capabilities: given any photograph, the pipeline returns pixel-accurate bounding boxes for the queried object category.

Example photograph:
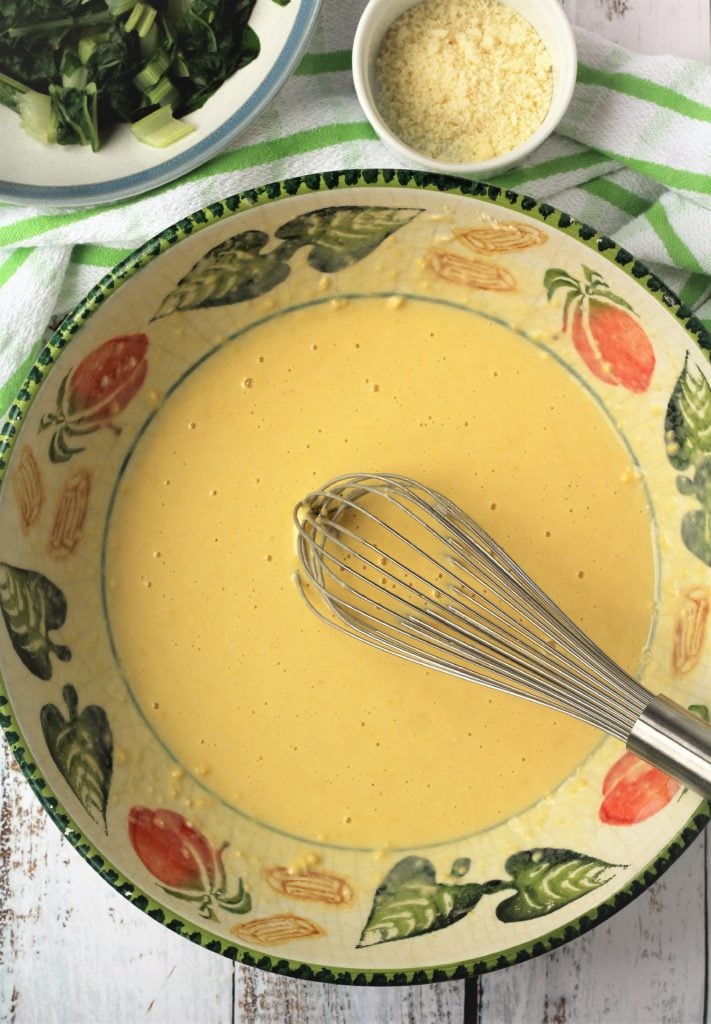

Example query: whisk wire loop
[294,473,653,742]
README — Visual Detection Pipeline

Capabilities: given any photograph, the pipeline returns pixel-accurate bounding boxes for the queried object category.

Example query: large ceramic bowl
[1,170,709,984]
[0,0,321,208]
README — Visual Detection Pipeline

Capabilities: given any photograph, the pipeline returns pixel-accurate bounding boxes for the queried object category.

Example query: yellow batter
[106,296,655,847]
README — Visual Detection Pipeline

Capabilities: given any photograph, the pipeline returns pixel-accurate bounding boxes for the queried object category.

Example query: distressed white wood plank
[232,968,464,1023]
[479,832,707,1024]
[3,5,711,1024]
[0,742,234,1024]
[0,729,464,1024]
[562,0,711,61]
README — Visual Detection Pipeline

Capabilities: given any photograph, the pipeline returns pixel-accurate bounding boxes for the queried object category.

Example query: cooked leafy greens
[0,0,281,150]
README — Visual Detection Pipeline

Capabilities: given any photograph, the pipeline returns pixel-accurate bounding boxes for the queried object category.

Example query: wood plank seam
[463,977,481,1024]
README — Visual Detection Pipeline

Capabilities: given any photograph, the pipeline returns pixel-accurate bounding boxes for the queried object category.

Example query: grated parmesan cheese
[375,0,553,163]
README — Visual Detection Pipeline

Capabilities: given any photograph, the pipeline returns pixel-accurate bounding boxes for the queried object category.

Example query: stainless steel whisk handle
[628,694,711,799]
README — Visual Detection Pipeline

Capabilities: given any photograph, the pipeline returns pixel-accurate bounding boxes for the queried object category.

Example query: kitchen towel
[0,12,710,417]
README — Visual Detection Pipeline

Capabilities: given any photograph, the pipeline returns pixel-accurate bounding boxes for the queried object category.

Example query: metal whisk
[294,472,711,798]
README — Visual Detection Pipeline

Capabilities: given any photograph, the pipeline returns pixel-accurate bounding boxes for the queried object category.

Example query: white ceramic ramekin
[352,0,577,177]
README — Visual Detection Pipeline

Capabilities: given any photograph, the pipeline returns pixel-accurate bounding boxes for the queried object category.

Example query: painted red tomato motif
[570,305,618,387]
[128,806,216,890]
[127,806,252,922]
[40,332,149,463]
[67,333,148,424]
[571,301,655,394]
[545,267,655,393]
[599,752,680,825]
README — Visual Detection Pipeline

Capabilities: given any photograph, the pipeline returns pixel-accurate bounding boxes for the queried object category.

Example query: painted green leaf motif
[48,425,92,464]
[543,267,579,300]
[665,356,711,566]
[0,563,71,680]
[581,266,635,313]
[273,206,423,273]
[359,848,622,946]
[495,848,621,923]
[217,878,252,912]
[41,684,113,832]
[665,354,711,472]
[154,230,290,318]
[450,857,471,878]
[357,856,486,947]
[679,472,711,567]
[153,206,422,318]
[159,881,251,920]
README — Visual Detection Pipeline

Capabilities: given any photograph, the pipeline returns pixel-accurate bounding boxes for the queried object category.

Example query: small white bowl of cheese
[352,0,577,177]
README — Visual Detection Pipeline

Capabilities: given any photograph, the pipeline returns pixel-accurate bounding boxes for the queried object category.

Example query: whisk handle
[628,694,711,800]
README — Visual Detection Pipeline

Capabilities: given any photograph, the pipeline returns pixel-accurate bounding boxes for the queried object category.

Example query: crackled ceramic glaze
[0,170,709,985]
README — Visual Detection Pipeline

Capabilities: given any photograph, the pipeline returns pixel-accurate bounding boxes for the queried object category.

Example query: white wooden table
[2,4,711,1022]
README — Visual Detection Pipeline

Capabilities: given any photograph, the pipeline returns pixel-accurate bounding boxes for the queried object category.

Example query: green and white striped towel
[1,16,710,417]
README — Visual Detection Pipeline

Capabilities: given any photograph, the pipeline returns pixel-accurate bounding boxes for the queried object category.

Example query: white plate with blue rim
[0,0,321,209]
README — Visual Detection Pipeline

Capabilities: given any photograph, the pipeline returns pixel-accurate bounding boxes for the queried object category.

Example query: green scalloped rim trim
[0,169,709,986]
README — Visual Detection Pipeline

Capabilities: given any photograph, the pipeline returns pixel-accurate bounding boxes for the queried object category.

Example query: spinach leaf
[50,81,99,149]
[0,0,279,150]
[174,0,258,116]
[86,30,141,124]
[0,70,26,112]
